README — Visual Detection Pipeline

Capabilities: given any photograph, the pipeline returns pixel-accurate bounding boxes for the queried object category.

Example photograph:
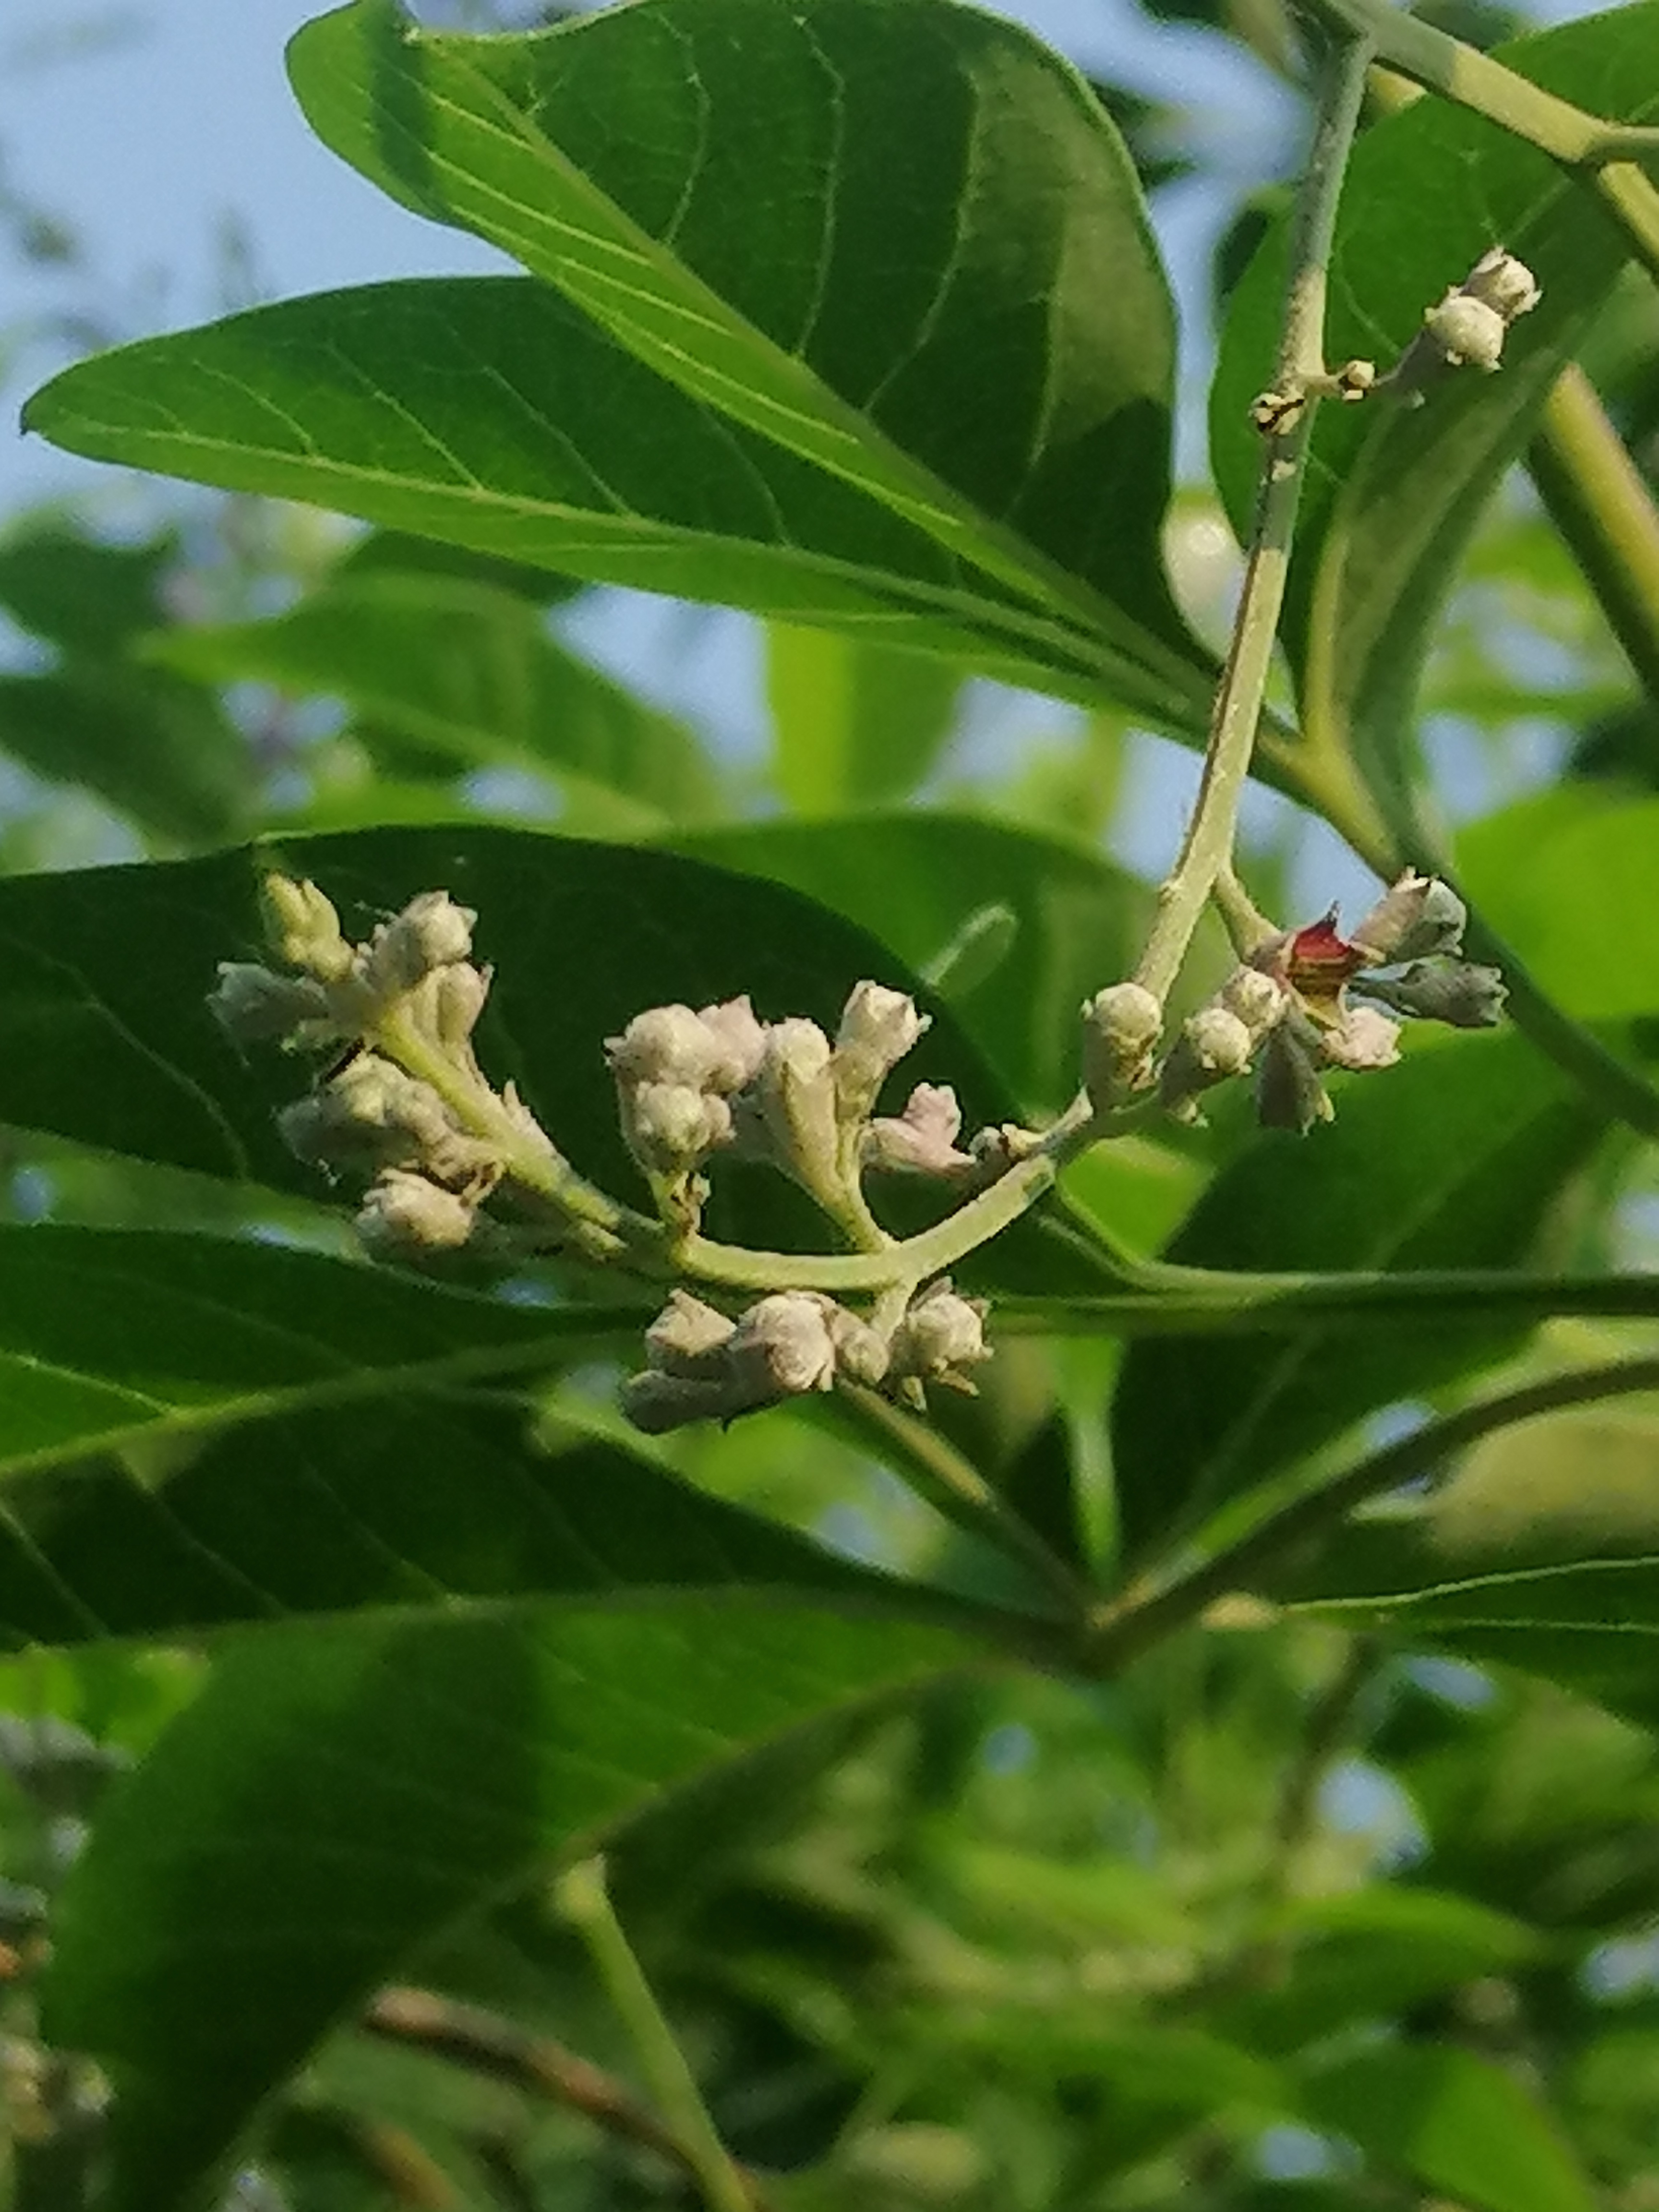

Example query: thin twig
[365,1984,774,2212]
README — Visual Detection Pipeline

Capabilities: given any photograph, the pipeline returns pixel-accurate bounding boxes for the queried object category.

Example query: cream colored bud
[356,1170,476,1257]
[426,961,491,1050]
[833,981,930,1123]
[361,890,477,995]
[207,962,330,1045]
[1220,967,1287,1039]
[889,1280,991,1391]
[727,1292,839,1400]
[1425,292,1506,371]
[1462,247,1540,322]
[621,1369,732,1434]
[645,1290,735,1378]
[1185,1006,1254,1077]
[1321,1005,1402,1072]
[261,874,354,984]
[620,1081,729,1177]
[1082,982,1164,1104]
[605,1005,726,1089]
[823,1304,890,1387]
[864,1083,974,1178]
[696,996,768,1092]
[752,1019,841,1197]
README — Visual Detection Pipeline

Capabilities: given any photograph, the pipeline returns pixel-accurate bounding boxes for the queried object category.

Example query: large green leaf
[282,0,1209,728]
[1211,3,1659,810]
[43,1603,972,2212]
[1457,789,1659,1020]
[152,571,718,825]
[24,277,1197,726]
[0,517,179,656]
[1277,1396,1659,1727]
[1109,1037,1602,1565]
[669,810,1152,1116]
[1301,2044,1596,2212]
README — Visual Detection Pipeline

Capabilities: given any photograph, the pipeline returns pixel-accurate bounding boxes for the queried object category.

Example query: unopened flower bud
[356,1169,476,1257]
[696,996,768,1093]
[1221,967,1289,1039]
[1364,960,1507,1029]
[645,1291,735,1378]
[833,981,930,1124]
[361,890,477,996]
[207,961,330,1045]
[620,1081,731,1178]
[1352,872,1467,964]
[864,1083,975,1178]
[606,1005,725,1090]
[752,1020,841,1197]
[1082,982,1163,1105]
[726,1292,839,1400]
[1321,1004,1402,1071]
[621,1369,733,1434]
[423,961,491,1050]
[823,1304,890,1387]
[261,875,354,984]
[1158,1005,1255,1121]
[1424,292,1507,371]
[1462,247,1540,322]
[888,1280,991,1395]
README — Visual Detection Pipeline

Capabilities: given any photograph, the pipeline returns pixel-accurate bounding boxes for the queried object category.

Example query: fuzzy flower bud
[1364,960,1507,1029]
[207,962,331,1046]
[1221,967,1289,1039]
[833,982,930,1125]
[1462,246,1541,322]
[606,1005,726,1091]
[726,1292,839,1400]
[864,1083,975,1179]
[1158,1004,1255,1122]
[360,890,477,997]
[424,961,491,1052]
[1424,292,1507,372]
[261,874,354,984]
[696,997,768,1094]
[1320,1004,1402,1072]
[356,1169,477,1258]
[619,1082,731,1179]
[1352,872,1467,964]
[1081,982,1163,1106]
[644,1291,735,1378]
[750,1019,841,1199]
[888,1280,991,1398]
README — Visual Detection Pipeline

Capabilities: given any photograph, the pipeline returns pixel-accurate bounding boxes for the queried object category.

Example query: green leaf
[283,0,1209,728]
[1278,1397,1659,1727]
[0,666,251,845]
[668,810,1151,1115]
[152,572,719,824]
[1109,1036,1602,1566]
[767,624,961,815]
[1211,2,1659,809]
[0,517,178,656]
[25,277,1193,724]
[1300,2043,1596,2212]
[1457,789,1659,1020]
[43,1604,972,2212]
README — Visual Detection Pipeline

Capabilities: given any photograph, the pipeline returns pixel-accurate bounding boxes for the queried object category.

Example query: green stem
[554,1858,754,2212]
[1134,28,1373,1004]
[1528,361,1659,712]
[1081,1354,1659,1673]
[835,1385,1096,1615]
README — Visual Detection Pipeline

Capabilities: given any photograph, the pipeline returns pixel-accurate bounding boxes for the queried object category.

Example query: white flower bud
[726,1292,839,1400]
[1220,966,1288,1040]
[1321,1005,1402,1072]
[261,875,354,984]
[605,1005,725,1090]
[1352,872,1467,964]
[1424,292,1507,371]
[356,1169,476,1257]
[424,961,490,1050]
[361,890,477,995]
[833,981,930,1124]
[1462,247,1540,322]
[751,1020,841,1199]
[888,1280,991,1393]
[696,996,768,1093]
[1081,982,1164,1105]
[864,1083,974,1178]
[620,1082,730,1178]
[823,1304,890,1387]
[207,962,331,1045]
[645,1291,735,1378]
[1185,1006,1254,1077]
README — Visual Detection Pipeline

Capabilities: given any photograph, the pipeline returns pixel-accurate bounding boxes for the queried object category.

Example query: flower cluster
[210,877,560,1262]
[1083,872,1505,1135]
[1394,247,1541,395]
[606,978,975,1234]
[623,1280,990,1433]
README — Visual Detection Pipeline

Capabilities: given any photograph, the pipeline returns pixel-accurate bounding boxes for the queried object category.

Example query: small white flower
[605,1005,727,1090]
[356,1169,477,1257]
